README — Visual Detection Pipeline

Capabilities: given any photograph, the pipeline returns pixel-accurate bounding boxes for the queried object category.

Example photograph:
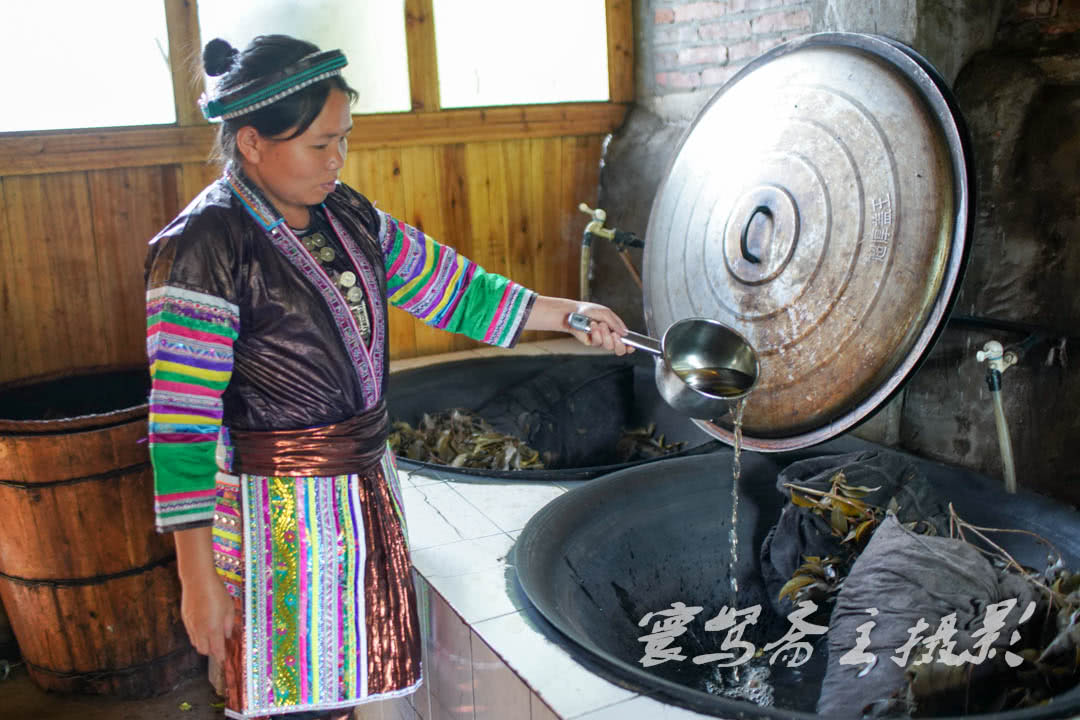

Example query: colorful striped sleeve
[146,285,239,533]
[377,209,536,347]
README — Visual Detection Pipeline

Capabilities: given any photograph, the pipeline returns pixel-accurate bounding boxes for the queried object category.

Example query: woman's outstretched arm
[524,295,634,356]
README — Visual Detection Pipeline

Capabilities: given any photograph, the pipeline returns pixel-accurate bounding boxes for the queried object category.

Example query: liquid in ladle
[674,366,754,398]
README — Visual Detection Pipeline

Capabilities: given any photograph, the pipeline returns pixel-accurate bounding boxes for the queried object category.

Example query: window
[432,0,610,108]
[197,0,412,115]
[0,2,175,132]
[0,1,623,138]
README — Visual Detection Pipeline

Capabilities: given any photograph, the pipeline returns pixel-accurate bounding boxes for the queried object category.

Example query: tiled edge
[445,480,565,534]
[428,564,529,626]
[411,533,515,579]
[426,581,475,719]
[404,469,445,488]
[531,694,561,720]
[471,630,532,720]
[401,483,503,551]
[471,608,636,718]
[407,573,433,719]
[422,579,565,720]
[569,694,718,719]
[353,694,422,720]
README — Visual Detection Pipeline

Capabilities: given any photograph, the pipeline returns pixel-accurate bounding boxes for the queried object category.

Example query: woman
[146,35,631,720]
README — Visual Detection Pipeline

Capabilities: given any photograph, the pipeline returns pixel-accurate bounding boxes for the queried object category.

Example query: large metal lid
[643,33,973,451]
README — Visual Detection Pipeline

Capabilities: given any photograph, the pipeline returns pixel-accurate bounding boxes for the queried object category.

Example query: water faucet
[975,340,1018,493]
[578,203,644,301]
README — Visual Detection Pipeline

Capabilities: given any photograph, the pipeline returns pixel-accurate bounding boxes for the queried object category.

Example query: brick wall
[651,0,815,96]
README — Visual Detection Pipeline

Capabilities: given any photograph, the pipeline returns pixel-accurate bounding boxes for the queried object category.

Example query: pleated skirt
[211,450,422,719]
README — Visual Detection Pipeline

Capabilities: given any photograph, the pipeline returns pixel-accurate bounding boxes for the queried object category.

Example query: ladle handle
[566,313,662,356]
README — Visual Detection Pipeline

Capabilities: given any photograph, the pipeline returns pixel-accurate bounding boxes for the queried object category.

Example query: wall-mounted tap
[975,340,1019,493]
[578,203,644,302]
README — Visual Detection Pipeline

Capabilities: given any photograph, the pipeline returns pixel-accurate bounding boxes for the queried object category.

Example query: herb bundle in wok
[389,409,545,471]
[779,470,1080,716]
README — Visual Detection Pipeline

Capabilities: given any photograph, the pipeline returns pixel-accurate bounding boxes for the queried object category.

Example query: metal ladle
[567,313,759,420]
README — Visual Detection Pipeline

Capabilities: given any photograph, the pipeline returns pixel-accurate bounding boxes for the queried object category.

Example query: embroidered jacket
[145,170,536,532]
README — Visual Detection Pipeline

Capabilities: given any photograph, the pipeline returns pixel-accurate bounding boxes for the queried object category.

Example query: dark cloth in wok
[759,450,951,616]
[816,516,1040,717]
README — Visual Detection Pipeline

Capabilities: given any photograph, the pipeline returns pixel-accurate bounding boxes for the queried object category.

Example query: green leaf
[830,506,849,536]
[778,575,816,603]
[790,491,818,509]
[854,518,877,545]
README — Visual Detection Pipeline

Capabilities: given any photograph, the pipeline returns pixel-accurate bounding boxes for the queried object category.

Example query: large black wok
[513,436,1080,719]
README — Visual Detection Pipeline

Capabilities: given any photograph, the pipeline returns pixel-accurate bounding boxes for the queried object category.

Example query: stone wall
[594,0,1080,505]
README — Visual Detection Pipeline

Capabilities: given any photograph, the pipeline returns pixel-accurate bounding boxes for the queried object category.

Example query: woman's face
[240,88,353,228]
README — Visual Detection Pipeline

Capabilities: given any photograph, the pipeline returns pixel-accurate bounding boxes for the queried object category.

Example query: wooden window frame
[0,0,632,177]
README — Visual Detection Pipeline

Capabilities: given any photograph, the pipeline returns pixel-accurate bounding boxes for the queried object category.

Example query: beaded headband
[199,49,348,120]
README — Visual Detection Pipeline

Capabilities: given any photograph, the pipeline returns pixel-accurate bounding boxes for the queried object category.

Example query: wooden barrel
[0,367,202,697]
[0,595,16,660]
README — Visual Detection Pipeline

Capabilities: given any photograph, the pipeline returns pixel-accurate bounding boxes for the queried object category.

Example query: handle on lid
[740,205,772,265]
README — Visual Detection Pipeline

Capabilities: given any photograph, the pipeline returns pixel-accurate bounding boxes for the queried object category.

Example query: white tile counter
[368,340,720,720]
[398,465,715,720]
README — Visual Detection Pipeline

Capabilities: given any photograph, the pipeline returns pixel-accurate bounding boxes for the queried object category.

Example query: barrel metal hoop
[0,461,151,490]
[0,554,176,588]
[23,645,195,680]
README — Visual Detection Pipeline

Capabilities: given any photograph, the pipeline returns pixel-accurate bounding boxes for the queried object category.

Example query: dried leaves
[786,470,883,546]
[390,411,686,472]
[778,555,844,608]
[775,472,891,613]
[779,479,1080,715]
[946,505,1080,688]
[616,423,687,463]
[389,409,545,471]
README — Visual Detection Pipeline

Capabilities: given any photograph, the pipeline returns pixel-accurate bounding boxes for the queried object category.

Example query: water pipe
[578,203,644,301]
[975,340,1019,494]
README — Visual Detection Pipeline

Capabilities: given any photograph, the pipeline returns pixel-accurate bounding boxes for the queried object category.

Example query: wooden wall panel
[0,178,12,379]
[606,0,636,103]
[0,134,607,385]
[482,142,512,286]
[522,137,565,343]
[87,166,183,371]
[502,140,536,297]
[2,174,104,384]
[180,161,221,206]
[463,144,507,287]
[404,0,440,113]
[559,136,603,301]
[344,147,418,361]
[402,145,454,357]
[433,145,475,351]
[164,0,206,127]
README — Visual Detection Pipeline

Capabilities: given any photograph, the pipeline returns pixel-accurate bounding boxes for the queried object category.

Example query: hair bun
[203,38,238,77]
